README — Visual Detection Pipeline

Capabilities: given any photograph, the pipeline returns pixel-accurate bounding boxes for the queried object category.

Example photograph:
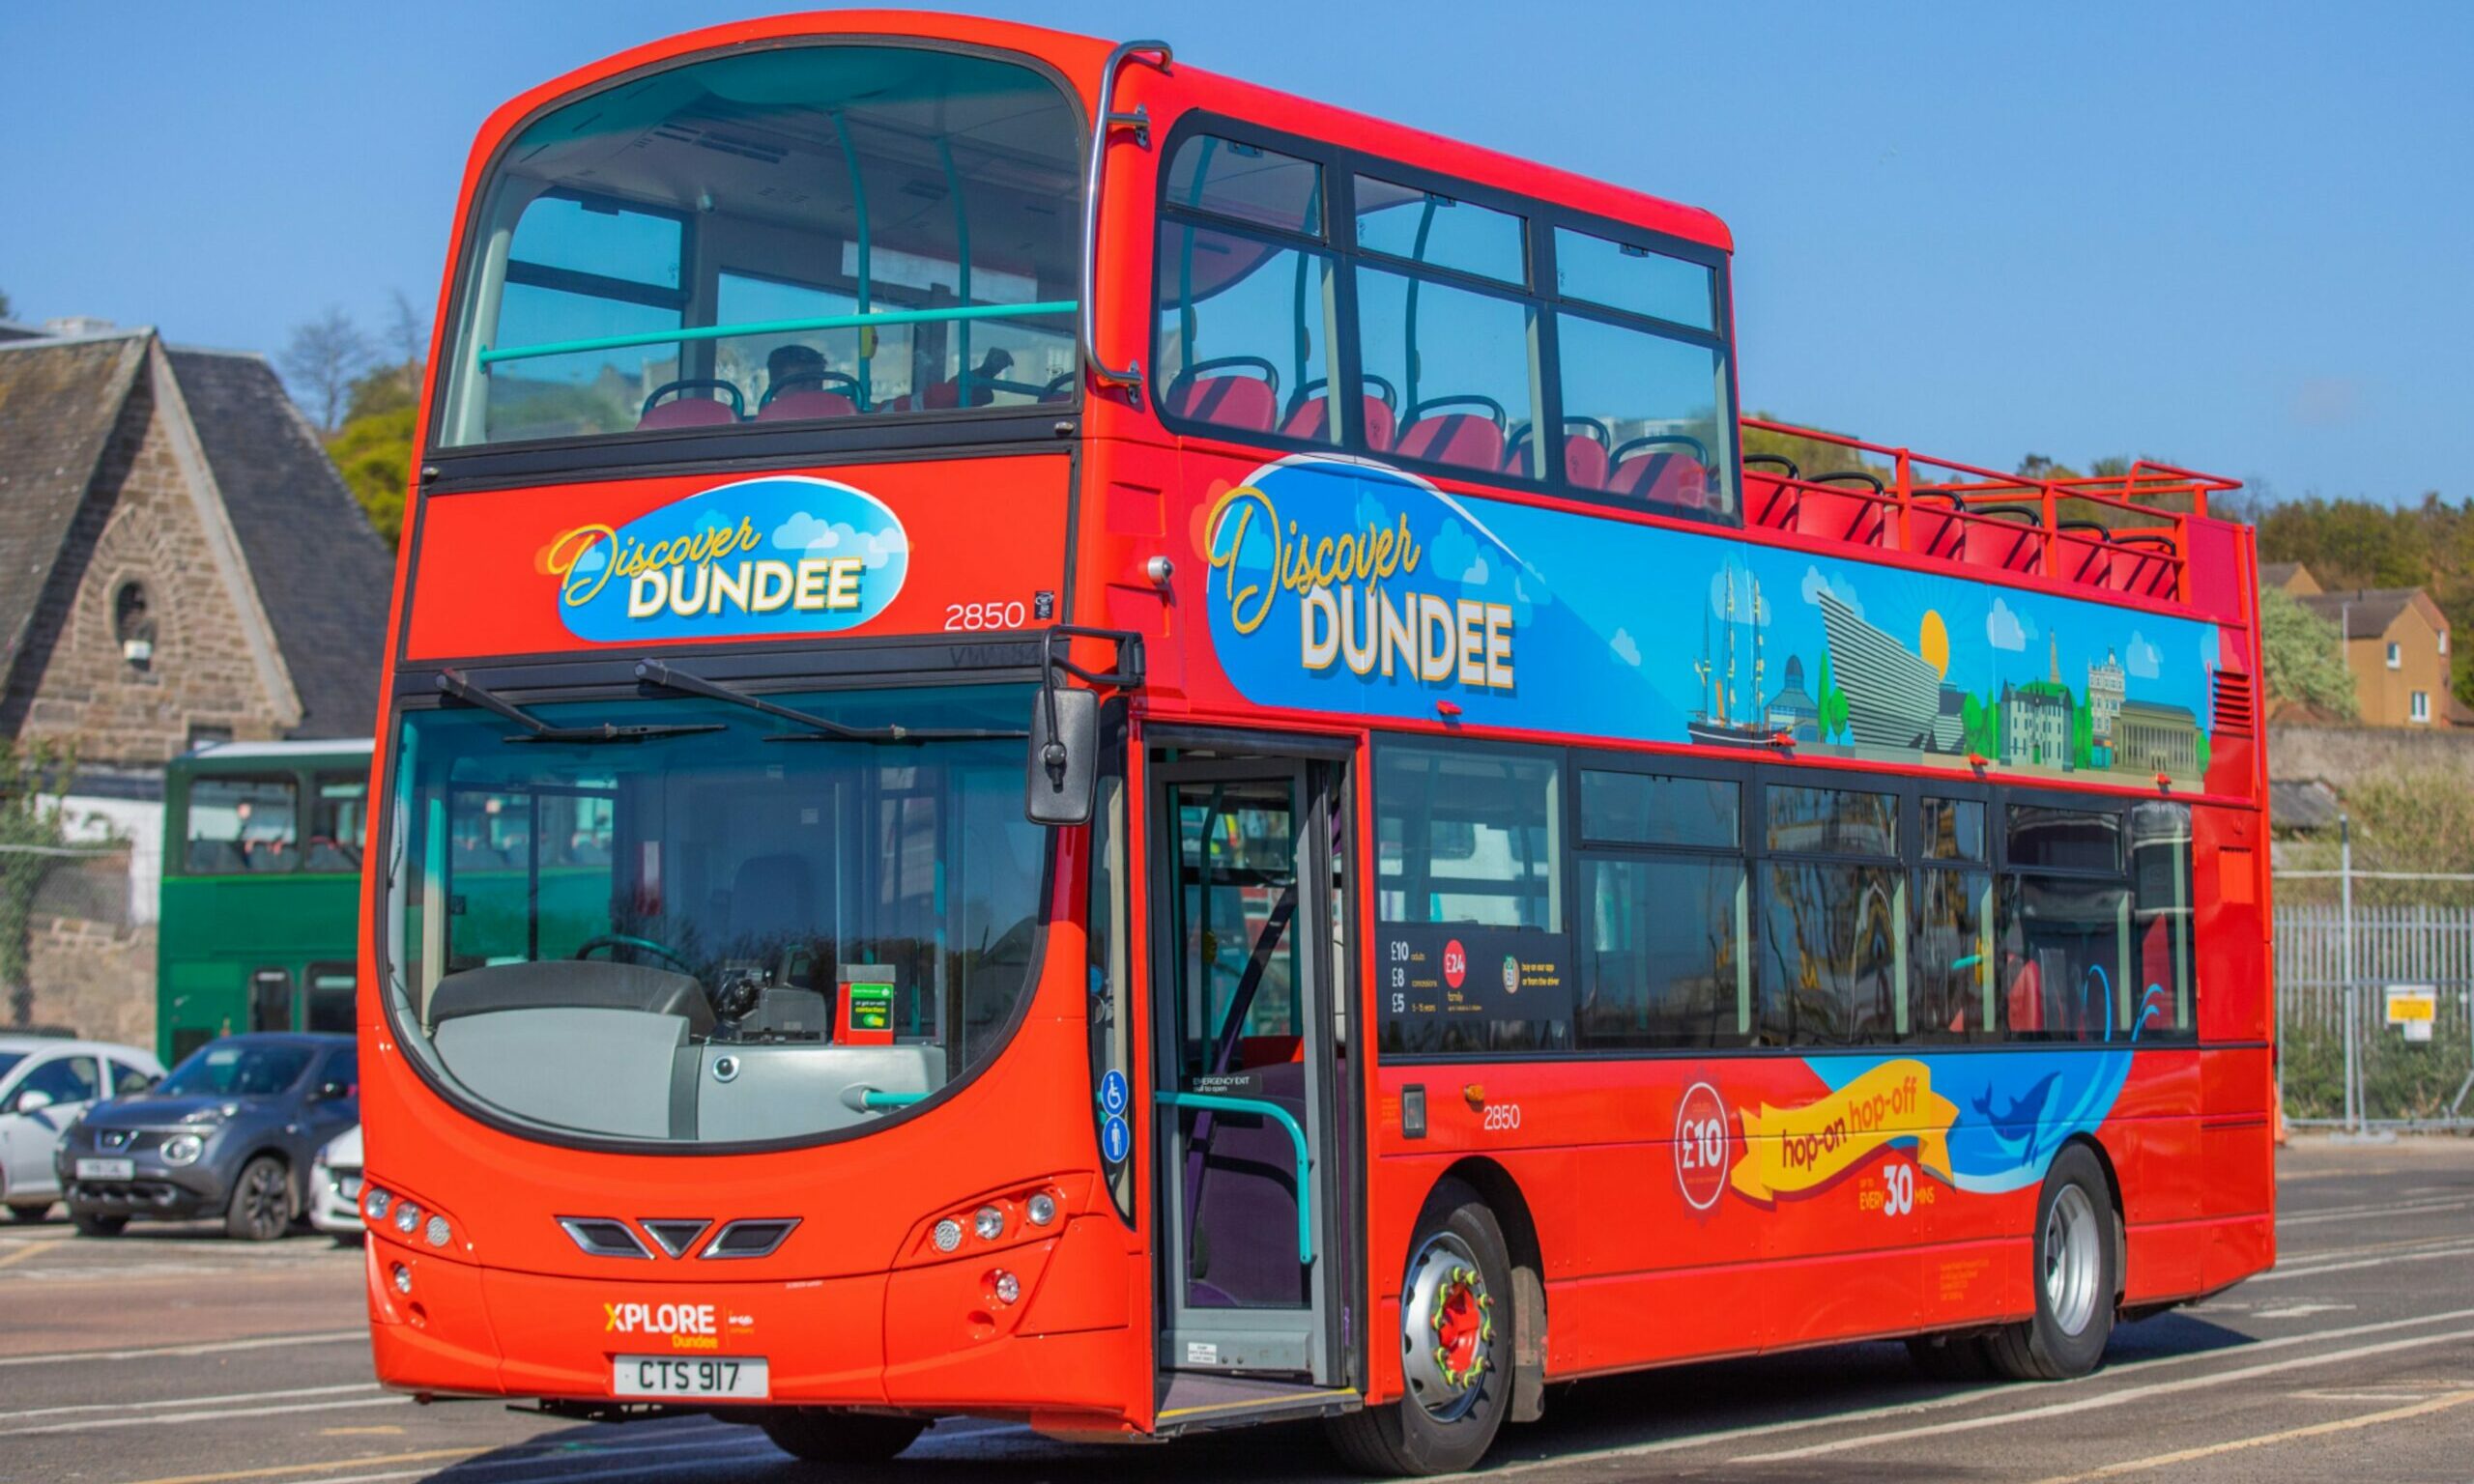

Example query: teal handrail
[475,300,1078,367]
[1157,1090,1313,1265]
[860,1090,927,1109]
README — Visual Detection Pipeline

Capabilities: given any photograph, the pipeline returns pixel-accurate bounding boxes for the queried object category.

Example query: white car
[309,1124,363,1239]
[0,1037,163,1222]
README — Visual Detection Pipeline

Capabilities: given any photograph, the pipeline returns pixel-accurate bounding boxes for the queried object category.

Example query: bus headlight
[932,1219,963,1252]
[973,1205,1005,1241]
[160,1134,204,1165]
[424,1213,452,1248]
[1026,1192,1058,1227]
[364,1186,391,1223]
[394,1202,422,1237]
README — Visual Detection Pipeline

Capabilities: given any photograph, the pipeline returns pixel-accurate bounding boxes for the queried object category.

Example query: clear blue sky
[5,3,2467,504]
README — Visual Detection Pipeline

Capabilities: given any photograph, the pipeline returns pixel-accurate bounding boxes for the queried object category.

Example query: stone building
[0,322,392,1039]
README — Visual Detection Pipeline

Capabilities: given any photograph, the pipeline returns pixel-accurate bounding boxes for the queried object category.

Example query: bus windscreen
[381,683,1048,1145]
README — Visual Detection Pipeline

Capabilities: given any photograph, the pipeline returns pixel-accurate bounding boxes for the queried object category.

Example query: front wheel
[1984,1144,2116,1380]
[71,1211,127,1237]
[759,1410,927,1466]
[1326,1179,1514,1476]
[5,1201,51,1223]
[224,1156,292,1242]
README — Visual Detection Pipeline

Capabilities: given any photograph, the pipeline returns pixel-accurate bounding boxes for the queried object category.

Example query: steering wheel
[574,934,696,975]
[1039,371,1079,401]
[641,380,746,420]
[1406,394,1509,429]
[760,370,863,409]
[1613,433,1711,466]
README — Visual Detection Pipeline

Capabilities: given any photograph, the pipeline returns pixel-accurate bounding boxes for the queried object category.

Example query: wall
[2,361,286,769]
[2268,722,2474,790]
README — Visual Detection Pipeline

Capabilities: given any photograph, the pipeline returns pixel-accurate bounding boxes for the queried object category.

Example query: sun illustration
[1918,610,1950,677]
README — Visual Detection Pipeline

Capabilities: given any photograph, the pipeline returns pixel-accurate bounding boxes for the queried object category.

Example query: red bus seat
[1608,452,1712,510]
[1509,434,1611,490]
[1280,395,1395,451]
[1796,486,1888,548]
[757,390,857,422]
[1395,413,1504,472]
[1165,375,1278,434]
[1960,510,2043,574]
[638,397,738,430]
[1740,471,1794,528]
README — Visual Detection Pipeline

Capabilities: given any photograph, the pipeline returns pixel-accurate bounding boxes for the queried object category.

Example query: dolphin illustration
[1971,1070,2063,1164]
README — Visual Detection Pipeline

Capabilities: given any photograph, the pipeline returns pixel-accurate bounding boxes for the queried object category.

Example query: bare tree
[280,307,375,435]
[385,289,429,396]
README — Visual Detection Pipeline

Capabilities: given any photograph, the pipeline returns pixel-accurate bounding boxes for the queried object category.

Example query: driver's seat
[728,856,831,1035]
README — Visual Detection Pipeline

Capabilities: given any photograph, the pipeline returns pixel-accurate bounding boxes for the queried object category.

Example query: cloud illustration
[1611,628,1642,667]
[1987,597,2032,652]
[772,512,908,569]
[1799,565,1859,617]
[2125,631,2163,680]
[567,542,607,575]
[1712,566,1771,627]
[1429,519,1482,588]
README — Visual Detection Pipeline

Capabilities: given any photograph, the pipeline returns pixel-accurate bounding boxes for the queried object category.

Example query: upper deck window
[1165,135,1325,237]
[439,44,1083,448]
[1355,177,1527,287]
[1554,227,1713,331]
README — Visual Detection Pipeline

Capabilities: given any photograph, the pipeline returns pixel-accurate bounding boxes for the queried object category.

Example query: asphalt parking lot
[2,1137,2469,1484]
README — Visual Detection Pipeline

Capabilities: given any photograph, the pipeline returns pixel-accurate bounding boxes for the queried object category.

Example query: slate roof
[2258,560,2312,592]
[0,331,149,678]
[2294,588,2440,641]
[0,328,391,740]
[2268,778,2343,833]
[167,348,393,737]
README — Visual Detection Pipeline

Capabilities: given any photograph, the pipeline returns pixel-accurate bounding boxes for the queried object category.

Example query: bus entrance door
[1150,754,1345,1388]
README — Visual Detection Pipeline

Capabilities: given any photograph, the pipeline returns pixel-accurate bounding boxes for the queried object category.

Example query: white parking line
[2252,1241,2474,1282]
[2024,1386,2474,1482]
[1729,1327,2474,1464]
[0,1328,366,1367]
[0,1382,374,1424]
[2279,1196,2473,1227]
[0,1394,410,1439]
[1465,1305,2474,1478]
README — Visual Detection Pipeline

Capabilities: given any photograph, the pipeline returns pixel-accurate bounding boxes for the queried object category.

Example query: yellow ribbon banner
[1729,1058,1959,1204]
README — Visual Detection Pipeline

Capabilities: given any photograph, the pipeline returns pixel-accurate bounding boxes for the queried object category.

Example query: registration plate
[74,1158,133,1180]
[611,1355,768,1400]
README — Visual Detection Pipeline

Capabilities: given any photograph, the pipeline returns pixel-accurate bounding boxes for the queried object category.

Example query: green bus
[158,740,373,1065]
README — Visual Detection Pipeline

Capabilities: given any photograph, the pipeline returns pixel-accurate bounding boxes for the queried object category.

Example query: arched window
[113,581,155,671]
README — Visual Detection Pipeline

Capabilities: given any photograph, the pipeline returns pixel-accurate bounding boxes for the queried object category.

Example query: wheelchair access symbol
[1100,1069,1130,1117]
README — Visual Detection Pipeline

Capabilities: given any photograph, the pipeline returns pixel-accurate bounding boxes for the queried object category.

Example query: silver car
[309,1125,362,1240]
[0,1037,163,1222]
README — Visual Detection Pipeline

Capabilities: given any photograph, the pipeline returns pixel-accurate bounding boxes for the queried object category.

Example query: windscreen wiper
[634,659,1027,744]
[436,670,726,745]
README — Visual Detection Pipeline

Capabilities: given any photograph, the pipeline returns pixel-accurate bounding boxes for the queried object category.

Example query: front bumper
[56,1131,233,1221]
[311,1163,363,1235]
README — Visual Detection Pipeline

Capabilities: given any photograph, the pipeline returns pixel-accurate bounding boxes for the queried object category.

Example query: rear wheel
[71,1211,126,1237]
[1984,1144,2116,1381]
[224,1156,292,1242]
[1327,1179,1513,1476]
[4,1201,51,1223]
[759,1411,928,1466]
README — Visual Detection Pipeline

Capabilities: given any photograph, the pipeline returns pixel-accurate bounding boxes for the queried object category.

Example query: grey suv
[58,1033,357,1241]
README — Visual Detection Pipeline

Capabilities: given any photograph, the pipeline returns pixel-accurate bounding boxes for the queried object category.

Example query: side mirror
[13,1089,52,1114]
[315,1081,352,1103]
[1024,686,1098,827]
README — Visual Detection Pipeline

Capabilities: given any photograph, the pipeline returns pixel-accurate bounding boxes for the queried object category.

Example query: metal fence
[2276,864,2474,1129]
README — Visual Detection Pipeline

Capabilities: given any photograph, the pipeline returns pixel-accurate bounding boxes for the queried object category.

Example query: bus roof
[459,12,1732,258]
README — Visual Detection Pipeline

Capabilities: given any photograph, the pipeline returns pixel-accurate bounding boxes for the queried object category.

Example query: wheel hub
[1400,1235,1494,1420]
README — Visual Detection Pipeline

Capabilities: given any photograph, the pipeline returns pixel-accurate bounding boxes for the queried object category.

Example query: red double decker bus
[360,13,2275,1473]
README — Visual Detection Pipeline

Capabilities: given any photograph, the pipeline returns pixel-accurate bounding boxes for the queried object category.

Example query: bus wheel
[1985,1145,2115,1381]
[758,1410,927,1465]
[1327,1180,1513,1476]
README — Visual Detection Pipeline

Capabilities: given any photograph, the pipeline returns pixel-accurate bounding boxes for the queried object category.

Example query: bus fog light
[390,1263,412,1295]
[363,1187,391,1222]
[160,1134,204,1165]
[1026,1192,1057,1227]
[973,1206,1004,1241]
[992,1270,1020,1304]
[932,1219,963,1253]
[394,1203,422,1236]
[424,1214,451,1248]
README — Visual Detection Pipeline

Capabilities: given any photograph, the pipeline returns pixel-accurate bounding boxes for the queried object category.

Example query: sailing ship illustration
[1689,558,1776,747]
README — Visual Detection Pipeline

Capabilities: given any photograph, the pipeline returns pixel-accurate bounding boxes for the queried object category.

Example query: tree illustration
[1815,653,1850,742]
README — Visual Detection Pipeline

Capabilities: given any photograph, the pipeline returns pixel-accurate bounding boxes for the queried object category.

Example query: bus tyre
[224,1156,293,1242]
[758,1410,927,1466]
[1328,1180,1514,1476]
[1985,1145,2115,1381]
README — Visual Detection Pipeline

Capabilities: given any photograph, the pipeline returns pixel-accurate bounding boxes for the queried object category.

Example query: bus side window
[185,775,299,875]
[2131,802,2196,1040]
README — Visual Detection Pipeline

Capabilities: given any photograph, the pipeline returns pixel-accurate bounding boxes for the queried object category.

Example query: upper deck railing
[1739,417,2242,607]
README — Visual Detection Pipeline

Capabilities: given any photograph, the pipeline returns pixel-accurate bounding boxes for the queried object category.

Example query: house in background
[0,320,392,1040]
[2265,562,2457,728]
